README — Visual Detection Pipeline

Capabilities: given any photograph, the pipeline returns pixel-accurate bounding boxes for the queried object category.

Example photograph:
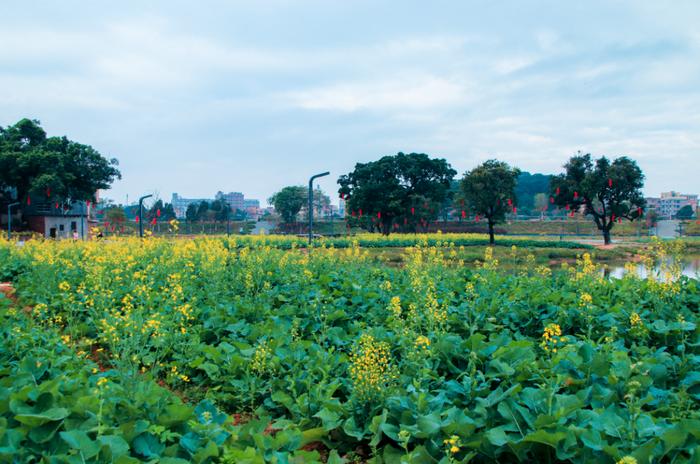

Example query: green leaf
[132,433,164,459]
[60,430,100,459]
[522,429,567,448]
[15,407,69,427]
[98,435,130,457]
[314,408,341,431]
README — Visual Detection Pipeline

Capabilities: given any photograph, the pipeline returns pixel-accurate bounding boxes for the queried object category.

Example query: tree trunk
[602,228,611,245]
[488,220,495,244]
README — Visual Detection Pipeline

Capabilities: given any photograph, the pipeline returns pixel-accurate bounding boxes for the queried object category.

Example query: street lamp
[308,171,329,244]
[7,202,19,240]
[138,194,153,238]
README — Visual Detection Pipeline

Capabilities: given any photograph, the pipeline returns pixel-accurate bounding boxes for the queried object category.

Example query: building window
[71,221,77,231]
[59,224,65,231]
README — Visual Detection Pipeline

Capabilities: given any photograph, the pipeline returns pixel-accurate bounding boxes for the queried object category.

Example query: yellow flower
[616,457,637,464]
[579,292,593,307]
[58,281,71,292]
[97,377,108,387]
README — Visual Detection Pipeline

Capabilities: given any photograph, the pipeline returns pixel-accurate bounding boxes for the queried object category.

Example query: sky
[1,1,699,206]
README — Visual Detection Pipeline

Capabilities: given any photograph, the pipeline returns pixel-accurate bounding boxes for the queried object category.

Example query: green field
[0,236,698,463]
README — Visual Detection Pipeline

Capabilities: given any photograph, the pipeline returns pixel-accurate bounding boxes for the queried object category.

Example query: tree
[515,172,552,213]
[550,153,645,245]
[0,119,121,210]
[268,186,307,224]
[104,206,126,226]
[338,152,456,235]
[461,160,520,244]
[676,205,695,219]
[533,193,549,219]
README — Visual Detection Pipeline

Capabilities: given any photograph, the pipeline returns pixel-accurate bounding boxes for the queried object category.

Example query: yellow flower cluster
[629,312,642,327]
[480,247,499,270]
[571,253,598,280]
[443,435,461,455]
[250,340,273,376]
[616,457,637,464]
[579,292,593,307]
[414,335,430,350]
[540,323,567,353]
[388,296,402,318]
[349,334,398,400]
[58,281,71,292]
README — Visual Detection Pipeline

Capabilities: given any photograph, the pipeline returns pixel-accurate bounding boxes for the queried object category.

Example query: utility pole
[308,172,329,244]
[7,202,19,240]
[138,194,153,238]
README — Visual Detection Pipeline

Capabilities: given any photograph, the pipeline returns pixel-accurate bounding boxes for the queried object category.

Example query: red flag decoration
[507,198,512,206]
[135,216,140,223]
[151,217,157,225]
[461,210,466,218]
[55,202,59,209]
[351,211,356,217]
[475,215,480,222]
[611,214,616,222]
[637,207,642,216]
[550,196,554,204]
[555,187,560,195]
[574,191,578,199]
[156,209,161,217]
[411,207,415,215]
[608,178,613,188]
[377,212,381,219]
[512,207,517,214]
[46,187,51,197]
[26,195,31,206]
[359,209,363,217]
[565,204,570,211]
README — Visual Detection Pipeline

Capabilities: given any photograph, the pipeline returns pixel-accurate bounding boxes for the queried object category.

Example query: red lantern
[86,200,91,208]
[411,207,415,215]
[611,214,615,222]
[550,196,554,203]
[618,217,622,223]
[46,187,51,197]
[475,215,480,222]
[507,198,512,206]
[565,204,570,211]
[359,209,363,217]
[135,215,140,223]
[26,195,31,206]
[608,178,613,188]
[404,218,408,225]
[574,191,578,199]
[377,212,381,219]
[151,217,157,225]
[637,207,642,215]
[156,209,161,217]
[555,187,560,195]
[461,210,466,218]
[351,211,356,217]
[55,202,59,209]
[393,223,398,229]
[512,207,517,214]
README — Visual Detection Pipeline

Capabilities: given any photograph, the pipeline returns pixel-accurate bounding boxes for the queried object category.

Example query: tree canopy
[550,153,645,244]
[268,186,307,223]
[0,119,121,208]
[460,159,520,244]
[338,152,456,234]
[676,204,695,219]
[515,172,552,212]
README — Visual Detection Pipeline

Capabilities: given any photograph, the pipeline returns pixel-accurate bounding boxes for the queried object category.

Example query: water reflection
[604,257,699,279]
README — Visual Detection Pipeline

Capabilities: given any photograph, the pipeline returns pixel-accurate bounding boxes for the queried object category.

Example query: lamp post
[308,171,329,244]
[138,194,153,238]
[7,202,19,240]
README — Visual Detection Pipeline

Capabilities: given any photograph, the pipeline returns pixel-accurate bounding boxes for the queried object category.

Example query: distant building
[646,191,698,218]
[216,191,245,212]
[338,198,346,217]
[244,199,261,219]
[171,193,211,218]
[24,201,90,239]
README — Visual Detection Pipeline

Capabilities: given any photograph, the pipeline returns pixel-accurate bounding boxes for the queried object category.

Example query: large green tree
[0,119,121,210]
[461,160,520,244]
[550,153,645,245]
[338,152,456,235]
[268,186,307,224]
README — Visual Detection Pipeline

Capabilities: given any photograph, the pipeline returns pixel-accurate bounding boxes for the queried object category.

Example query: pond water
[605,256,699,279]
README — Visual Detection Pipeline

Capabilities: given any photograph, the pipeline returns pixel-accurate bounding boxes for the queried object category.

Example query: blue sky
[1,1,699,205]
